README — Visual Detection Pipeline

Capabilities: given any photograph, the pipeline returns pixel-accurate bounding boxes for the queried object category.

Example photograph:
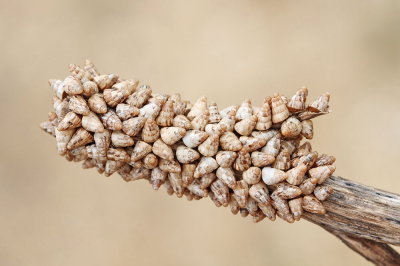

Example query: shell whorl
[41,60,335,223]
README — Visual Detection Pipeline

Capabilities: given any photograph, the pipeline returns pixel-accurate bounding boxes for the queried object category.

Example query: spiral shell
[41,60,336,224]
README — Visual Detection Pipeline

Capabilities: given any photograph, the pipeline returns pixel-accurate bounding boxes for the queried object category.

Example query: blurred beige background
[1,0,400,265]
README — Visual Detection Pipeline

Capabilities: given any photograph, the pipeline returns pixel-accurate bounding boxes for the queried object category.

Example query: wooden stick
[303,176,400,265]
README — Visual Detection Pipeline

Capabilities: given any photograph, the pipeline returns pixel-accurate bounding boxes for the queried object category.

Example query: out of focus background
[1,1,400,265]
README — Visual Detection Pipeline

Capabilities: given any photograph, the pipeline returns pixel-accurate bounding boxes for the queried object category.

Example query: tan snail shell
[41,60,336,224]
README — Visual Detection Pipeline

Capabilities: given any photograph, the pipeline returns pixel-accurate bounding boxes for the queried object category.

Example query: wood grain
[303,176,400,265]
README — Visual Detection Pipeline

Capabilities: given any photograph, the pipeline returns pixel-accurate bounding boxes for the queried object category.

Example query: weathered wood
[304,176,400,246]
[302,176,400,265]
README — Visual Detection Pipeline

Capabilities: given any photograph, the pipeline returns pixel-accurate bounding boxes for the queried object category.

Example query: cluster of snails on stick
[40,60,336,223]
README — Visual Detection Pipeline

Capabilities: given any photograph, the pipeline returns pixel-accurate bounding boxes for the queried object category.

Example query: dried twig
[304,176,400,265]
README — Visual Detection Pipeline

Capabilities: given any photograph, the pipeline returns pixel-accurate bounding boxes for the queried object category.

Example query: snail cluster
[40,60,336,223]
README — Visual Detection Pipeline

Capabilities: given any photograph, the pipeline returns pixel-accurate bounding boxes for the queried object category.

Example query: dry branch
[304,176,400,265]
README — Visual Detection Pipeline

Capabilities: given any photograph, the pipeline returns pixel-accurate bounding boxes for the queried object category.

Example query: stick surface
[304,176,400,246]
[303,176,400,265]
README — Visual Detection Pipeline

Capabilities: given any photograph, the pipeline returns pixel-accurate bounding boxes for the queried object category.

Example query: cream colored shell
[41,60,336,224]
